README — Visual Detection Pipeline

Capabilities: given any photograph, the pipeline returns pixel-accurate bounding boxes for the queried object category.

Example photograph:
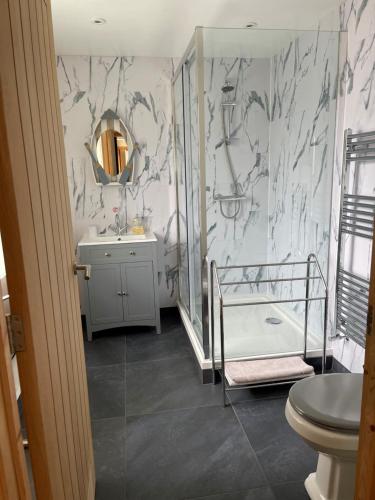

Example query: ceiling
[51,0,341,58]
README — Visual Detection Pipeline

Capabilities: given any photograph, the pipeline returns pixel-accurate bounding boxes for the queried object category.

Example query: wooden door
[123,261,156,321]
[0,0,95,499]
[88,264,124,324]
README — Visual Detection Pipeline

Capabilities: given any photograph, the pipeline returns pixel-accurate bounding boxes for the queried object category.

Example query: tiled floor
[85,308,316,500]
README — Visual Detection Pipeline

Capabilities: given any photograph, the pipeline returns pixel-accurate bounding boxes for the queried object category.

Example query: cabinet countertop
[78,232,157,247]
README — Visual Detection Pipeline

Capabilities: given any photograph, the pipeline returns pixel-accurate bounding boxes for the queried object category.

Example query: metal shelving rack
[210,254,328,406]
[336,129,375,348]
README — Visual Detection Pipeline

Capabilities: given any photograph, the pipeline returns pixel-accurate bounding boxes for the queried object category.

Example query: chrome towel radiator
[336,129,375,347]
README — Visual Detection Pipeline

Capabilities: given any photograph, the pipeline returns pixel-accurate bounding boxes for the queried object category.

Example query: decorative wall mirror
[85,109,138,186]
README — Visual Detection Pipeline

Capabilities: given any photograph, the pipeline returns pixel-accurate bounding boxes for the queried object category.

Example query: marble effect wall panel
[328,0,375,371]
[57,56,177,307]
[204,57,270,293]
[268,31,339,340]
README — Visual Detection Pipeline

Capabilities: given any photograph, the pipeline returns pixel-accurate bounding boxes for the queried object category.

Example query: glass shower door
[173,70,190,314]
[184,52,203,343]
[173,51,204,348]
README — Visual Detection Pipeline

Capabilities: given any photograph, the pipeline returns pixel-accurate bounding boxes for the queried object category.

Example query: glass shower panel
[267,29,339,344]
[201,27,339,358]
[173,70,190,314]
[184,52,203,342]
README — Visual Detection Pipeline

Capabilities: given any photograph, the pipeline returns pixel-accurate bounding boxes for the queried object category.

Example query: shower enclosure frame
[172,27,210,360]
[172,26,341,369]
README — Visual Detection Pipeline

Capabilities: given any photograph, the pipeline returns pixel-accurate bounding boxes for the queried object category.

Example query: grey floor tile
[126,356,222,416]
[93,417,126,500]
[228,384,292,405]
[85,307,315,499]
[87,364,126,419]
[187,485,275,499]
[84,329,126,367]
[126,406,267,500]
[234,398,317,484]
[126,326,191,363]
[272,480,310,499]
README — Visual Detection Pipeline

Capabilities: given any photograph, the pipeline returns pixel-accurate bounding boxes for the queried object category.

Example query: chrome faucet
[114,213,128,237]
[108,207,129,240]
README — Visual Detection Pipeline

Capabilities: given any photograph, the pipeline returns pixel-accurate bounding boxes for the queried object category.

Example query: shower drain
[265,317,282,325]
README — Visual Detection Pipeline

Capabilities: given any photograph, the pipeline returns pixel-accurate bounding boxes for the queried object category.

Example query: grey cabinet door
[122,261,156,322]
[88,264,124,324]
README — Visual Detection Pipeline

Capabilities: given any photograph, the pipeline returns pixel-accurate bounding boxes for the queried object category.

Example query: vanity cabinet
[78,234,161,340]
[88,264,124,325]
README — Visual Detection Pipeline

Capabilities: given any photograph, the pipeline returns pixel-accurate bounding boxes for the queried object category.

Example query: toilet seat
[288,373,362,432]
[285,399,359,456]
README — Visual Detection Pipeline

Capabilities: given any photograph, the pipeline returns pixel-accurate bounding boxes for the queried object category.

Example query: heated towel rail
[336,129,375,347]
[210,254,328,406]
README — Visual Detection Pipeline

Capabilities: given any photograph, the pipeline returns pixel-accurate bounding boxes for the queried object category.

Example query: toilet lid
[289,373,363,432]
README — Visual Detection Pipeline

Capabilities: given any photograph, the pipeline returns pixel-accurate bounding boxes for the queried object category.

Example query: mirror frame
[90,109,136,186]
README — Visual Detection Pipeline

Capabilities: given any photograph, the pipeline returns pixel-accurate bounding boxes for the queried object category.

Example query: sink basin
[78,231,156,247]
[96,233,147,242]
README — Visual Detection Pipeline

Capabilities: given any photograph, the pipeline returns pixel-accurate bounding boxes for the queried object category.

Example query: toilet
[285,373,362,500]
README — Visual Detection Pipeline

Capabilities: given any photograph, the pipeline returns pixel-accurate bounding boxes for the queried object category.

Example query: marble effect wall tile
[268,31,339,339]
[328,0,375,371]
[57,56,177,307]
[204,57,270,285]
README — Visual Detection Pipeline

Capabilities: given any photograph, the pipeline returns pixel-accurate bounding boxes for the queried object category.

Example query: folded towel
[225,356,314,386]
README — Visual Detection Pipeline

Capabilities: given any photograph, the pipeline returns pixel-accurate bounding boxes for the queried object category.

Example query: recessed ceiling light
[90,17,106,25]
[245,21,258,28]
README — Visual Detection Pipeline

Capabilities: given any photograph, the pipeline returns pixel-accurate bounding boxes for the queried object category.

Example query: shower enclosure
[172,27,340,371]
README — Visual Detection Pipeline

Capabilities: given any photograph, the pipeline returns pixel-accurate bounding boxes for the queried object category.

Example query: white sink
[78,232,156,247]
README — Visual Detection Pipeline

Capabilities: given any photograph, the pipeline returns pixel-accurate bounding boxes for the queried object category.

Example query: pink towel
[225,356,314,386]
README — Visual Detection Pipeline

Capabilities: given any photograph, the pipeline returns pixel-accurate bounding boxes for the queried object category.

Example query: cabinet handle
[117,291,123,296]
[123,292,129,296]
[129,250,136,256]
[105,252,112,257]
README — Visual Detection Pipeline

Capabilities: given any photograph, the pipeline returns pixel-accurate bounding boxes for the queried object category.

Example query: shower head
[221,81,234,93]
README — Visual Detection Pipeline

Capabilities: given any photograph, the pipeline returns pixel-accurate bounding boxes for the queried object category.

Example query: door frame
[0,280,32,500]
[355,225,375,499]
